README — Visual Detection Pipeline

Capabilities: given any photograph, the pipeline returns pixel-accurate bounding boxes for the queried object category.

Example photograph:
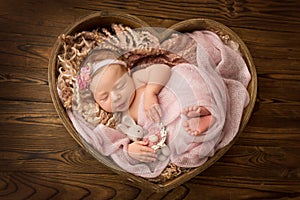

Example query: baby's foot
[182,106,212,136]
[182,106,210,118]
[183,117,201,136]
[183,115,212,136]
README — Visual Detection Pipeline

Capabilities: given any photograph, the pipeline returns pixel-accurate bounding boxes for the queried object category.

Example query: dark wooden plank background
[1,0,299,199]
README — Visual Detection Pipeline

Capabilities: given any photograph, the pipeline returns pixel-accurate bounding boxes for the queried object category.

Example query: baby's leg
[182,106,213,136]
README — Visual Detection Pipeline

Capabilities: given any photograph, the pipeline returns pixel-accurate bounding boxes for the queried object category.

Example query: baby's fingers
[149,105,162,122]
[140,145,155,153]
[153,104,162,118]
[139,152,157,162]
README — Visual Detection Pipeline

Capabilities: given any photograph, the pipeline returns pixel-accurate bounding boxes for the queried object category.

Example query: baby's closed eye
[99,94,109,101]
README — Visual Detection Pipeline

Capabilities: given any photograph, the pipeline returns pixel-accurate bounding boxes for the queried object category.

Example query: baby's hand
[144,91,162,122]
[127,141,157,162]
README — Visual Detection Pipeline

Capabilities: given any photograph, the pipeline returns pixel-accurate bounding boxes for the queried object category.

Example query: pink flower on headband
[78,65,91,89]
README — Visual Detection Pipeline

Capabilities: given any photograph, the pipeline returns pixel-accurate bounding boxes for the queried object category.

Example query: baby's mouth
[115,102,126,111]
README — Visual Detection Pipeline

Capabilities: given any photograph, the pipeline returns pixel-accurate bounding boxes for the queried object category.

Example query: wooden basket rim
[48,11,257,192]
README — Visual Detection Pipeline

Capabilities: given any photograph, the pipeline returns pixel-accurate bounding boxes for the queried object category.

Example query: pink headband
[91,59,127,77]
[78,59,127,90]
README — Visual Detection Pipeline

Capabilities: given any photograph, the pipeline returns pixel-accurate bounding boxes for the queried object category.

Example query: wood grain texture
[0,0,299,199]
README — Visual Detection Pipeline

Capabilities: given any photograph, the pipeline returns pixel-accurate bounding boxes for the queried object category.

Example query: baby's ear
[122,115,136,126]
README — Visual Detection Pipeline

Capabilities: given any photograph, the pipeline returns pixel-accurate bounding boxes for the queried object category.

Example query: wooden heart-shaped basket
[48,11,257,192]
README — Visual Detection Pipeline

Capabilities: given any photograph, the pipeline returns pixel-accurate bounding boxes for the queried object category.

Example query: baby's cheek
[99,101,113,113]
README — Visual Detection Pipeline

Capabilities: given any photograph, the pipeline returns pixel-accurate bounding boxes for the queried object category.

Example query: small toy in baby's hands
[117,115,170,161]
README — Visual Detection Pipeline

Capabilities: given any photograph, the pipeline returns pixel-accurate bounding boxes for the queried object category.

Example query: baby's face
[90,64,135,113]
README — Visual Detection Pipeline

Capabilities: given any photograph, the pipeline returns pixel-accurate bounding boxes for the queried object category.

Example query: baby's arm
[132,64,171,122]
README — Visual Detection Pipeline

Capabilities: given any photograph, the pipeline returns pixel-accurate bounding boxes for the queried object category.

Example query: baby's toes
[187,108,201,118]
[191,130,201,136]
[192,106,202,113]
[182,106,197,116]
[191,106,198,111]
[183,121,191,133]
[181,107,190,115]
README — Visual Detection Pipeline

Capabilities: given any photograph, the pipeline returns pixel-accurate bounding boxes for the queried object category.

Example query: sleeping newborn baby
[70,30,250,178]
[83,48,214,163]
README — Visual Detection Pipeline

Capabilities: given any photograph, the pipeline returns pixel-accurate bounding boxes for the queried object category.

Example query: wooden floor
[1,0,300,199]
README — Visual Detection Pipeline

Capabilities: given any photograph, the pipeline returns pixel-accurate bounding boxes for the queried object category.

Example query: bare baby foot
[182,106,210,118]
[183,118,201,136]
[182,106,212,136]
